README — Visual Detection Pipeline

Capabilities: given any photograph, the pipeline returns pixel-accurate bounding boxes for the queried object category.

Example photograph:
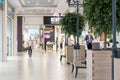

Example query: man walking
[85,31,94,50]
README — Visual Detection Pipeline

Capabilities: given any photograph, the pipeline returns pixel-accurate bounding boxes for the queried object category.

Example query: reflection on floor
[0,49,86,80]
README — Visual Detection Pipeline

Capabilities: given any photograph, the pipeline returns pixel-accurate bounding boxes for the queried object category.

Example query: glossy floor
[0,50,86,80]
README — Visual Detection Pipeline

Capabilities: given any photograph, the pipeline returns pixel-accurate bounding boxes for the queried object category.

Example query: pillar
[13,9,17,56]
[2,0,8,61]
[0,6,2,61]
[17,16,23,52]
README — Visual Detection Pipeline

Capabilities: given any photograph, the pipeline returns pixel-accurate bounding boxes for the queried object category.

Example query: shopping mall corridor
[0,49,86,80]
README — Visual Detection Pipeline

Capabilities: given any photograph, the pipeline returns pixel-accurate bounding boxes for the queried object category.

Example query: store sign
[43,16,62,25]
[51,16,60,24]
[43,34,50,39]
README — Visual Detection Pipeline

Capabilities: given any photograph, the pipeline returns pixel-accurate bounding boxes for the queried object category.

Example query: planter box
[92,50,112,80]
[86,49,120,80]
[66,45,74,64]
[86,50,112,80]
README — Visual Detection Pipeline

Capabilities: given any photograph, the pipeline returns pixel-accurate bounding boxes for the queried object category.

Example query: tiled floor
[0,49,86,80]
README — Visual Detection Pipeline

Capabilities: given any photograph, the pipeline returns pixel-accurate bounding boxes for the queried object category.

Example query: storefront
[22,25,40,50]
[43,16,64,51]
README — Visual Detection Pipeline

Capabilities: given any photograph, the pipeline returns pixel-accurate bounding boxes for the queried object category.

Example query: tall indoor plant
[60,12,86,44]
[83,0,120,48]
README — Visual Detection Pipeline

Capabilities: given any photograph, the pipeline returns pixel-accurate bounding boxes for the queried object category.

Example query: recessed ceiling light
[48,0,51,3]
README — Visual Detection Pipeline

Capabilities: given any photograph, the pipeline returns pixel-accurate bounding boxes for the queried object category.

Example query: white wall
[0,10,2,61]
[24,16,43,25]
[2,0,8,61]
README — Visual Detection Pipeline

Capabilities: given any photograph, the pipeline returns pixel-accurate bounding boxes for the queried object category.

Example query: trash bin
[115,49,120,58]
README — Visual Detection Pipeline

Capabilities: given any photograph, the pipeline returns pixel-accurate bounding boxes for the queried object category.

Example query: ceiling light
[48,0,51,2]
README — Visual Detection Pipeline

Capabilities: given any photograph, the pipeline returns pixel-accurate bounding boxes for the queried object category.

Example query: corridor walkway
[0,49,86,80]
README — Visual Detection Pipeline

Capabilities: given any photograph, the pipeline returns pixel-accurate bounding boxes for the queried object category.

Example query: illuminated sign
[44,16,62,25]
[51,16,60,24]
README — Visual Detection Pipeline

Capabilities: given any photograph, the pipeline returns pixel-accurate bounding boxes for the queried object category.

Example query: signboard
[43,16,62,25]
[44,34,50,39]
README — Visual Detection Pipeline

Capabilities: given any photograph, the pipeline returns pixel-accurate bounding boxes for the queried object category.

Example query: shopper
[27,37,33,57]
[60,37,64,49]
[85,31,94,50]
[28,46,32,57]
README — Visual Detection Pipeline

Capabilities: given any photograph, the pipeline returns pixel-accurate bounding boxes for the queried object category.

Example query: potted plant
[60,12,86,44]
[59,12,86,64]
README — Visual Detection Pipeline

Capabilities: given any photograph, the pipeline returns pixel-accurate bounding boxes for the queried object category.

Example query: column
[86,50,92,80]
[17,16,23,52]
[2,0,8,61]
[0,8,2,61]
[12,9,17,56]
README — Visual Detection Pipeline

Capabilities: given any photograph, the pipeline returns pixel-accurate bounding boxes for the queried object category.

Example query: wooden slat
[92,50,112,80]
[66,45,74,63]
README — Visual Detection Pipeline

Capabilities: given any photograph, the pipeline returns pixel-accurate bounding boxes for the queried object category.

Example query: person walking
[85,31,94,50]
[28,46,32,57]
[60,37,64,50]
[27,37,33,57]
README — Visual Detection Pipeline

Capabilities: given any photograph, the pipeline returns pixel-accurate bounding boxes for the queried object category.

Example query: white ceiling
[8,0,69,16]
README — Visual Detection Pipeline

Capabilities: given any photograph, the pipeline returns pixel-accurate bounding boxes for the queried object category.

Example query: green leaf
[60,12,86,37]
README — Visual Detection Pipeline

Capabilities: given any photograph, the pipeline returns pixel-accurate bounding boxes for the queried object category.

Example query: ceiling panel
[17,0,59,15]
[18,9,53,15]
[23,0,55,7]
[8,0,68,16]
